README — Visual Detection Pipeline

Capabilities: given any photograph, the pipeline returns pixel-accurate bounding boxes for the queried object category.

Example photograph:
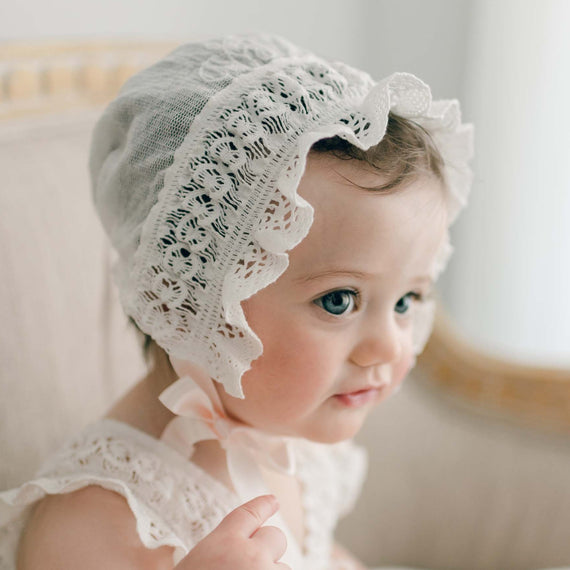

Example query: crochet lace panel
[295,439,367,567]
[97,36,472,397]
[0,422,236,557]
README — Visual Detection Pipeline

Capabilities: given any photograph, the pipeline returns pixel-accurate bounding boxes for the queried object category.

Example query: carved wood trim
[0,40,178,118]
[418,307,570,432]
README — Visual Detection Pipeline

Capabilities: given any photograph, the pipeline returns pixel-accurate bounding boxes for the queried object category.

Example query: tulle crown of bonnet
[90,33,473,398]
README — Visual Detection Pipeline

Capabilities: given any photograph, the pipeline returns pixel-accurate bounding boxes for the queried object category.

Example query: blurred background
[2,0,567,368]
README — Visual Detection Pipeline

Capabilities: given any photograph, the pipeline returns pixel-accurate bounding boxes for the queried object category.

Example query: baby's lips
[334,387,382,408]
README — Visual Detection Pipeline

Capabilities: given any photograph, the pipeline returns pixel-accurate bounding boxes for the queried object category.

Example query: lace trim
[296,439,368,567]
[0,420,238,566]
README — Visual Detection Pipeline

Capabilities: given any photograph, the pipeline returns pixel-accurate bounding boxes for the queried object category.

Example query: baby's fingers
[218,494,279,537]
[251,525,287,562]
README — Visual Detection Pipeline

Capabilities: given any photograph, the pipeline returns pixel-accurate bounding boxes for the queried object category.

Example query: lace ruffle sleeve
[0,420,240,568]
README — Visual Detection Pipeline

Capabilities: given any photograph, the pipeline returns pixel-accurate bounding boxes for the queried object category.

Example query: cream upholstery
[0,110,145,487]
[1,43,569,570]
[339,375,570,569]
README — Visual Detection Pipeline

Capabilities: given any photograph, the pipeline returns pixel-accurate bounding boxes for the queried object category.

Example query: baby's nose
[349,320,402,368]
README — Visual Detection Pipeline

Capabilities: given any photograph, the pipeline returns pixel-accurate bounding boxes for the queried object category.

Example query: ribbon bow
[158,376,303,568]
[158,375,296,500]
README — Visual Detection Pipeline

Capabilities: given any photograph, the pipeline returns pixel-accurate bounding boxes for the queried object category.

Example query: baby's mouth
[333,386,384,408]
[333,372,395,407]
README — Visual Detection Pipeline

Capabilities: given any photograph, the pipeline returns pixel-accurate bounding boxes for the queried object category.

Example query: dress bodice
[0,419,366,570]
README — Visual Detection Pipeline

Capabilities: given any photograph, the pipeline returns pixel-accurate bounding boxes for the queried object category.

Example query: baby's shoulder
[17,485,174,570]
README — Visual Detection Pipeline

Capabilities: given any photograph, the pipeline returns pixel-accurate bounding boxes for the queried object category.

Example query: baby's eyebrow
[413,276,435,286]
[293,269,371,283]
[294,269,434,287]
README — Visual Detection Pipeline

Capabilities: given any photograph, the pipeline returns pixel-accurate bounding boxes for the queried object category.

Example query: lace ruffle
[0,420,237,567]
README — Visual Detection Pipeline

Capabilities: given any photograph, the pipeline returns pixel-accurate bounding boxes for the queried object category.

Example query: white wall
[0,0,470,85]
[0,0,365,67]
[360,0,470,99]
[443,0,570,366]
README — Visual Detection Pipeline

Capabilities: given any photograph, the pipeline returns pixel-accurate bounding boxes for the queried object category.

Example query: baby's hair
[310,112,445,192]
[132,112,445,360]
[129,316,159,365]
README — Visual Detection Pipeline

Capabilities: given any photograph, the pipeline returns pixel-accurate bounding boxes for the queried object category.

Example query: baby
[0,34,472,570]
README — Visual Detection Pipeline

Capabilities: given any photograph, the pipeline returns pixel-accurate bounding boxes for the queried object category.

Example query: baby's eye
[394,292,422,315]
[314,289,358,316]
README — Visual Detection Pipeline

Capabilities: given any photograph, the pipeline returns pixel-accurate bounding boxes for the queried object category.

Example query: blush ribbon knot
[158,375,296,502]
[158,376,304,568]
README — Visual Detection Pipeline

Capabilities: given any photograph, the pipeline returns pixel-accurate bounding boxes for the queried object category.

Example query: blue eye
[395,292,422,315]
[314,290,357,316]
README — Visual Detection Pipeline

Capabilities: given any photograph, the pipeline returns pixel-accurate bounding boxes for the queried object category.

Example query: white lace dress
[0,419,367,570]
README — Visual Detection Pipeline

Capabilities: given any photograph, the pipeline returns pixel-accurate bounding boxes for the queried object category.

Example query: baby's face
[215,153,448,443]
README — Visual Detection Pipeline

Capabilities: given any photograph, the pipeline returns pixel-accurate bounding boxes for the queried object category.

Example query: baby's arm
[332,540,369,570]
[18,486,288,570]
[18,485,174,569]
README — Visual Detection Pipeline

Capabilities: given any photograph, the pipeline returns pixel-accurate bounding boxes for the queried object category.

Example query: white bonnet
[90,33,473,398]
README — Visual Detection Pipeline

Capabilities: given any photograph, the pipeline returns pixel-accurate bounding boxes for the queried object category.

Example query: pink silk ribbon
[158,375,296,482]
[158,375,304,568]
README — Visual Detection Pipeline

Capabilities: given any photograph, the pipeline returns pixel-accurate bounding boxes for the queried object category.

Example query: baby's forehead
[288,160,448,278]
[305,152,390,190]
[302,152,447,211]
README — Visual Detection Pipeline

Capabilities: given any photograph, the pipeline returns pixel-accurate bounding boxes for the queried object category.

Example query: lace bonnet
[90,33,473,398]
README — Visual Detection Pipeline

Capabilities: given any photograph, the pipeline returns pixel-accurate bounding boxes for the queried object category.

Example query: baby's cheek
[393,348,415,387]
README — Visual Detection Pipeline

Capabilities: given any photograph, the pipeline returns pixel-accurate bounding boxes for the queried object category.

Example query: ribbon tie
[158,375,304,568]
[158,375,296,493]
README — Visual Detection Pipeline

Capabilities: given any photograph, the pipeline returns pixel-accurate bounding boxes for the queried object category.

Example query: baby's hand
[175,494,289,569]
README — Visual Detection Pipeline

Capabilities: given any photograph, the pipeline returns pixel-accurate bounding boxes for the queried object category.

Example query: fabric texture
[90,33,473,398]
[0,111,146,490]
[0,419,366,570]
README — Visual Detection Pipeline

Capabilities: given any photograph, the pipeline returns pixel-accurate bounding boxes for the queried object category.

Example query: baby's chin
[301,424,366,444]
[279,413,370,444]
[224,399,375,443]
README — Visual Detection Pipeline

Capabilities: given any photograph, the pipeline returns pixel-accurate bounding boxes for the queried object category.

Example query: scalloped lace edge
[0,476,187,565]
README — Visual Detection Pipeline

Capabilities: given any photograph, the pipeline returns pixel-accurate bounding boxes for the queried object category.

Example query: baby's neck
[105,349,176,440]
[191,440,235,491]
